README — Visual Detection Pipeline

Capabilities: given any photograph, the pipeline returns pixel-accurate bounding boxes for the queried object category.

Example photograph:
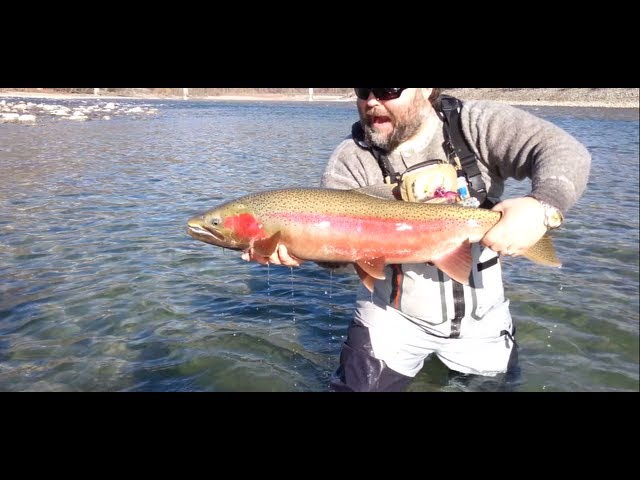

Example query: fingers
[501,247,519,257]
[481,197,548,258]
[275,244,302,266]
[482,222,529,257]
[241,244,302,267]
[480,224,515,257]
[480,239,519,257]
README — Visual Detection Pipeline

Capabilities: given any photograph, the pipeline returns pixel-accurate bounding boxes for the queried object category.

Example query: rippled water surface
[1,98,638,391]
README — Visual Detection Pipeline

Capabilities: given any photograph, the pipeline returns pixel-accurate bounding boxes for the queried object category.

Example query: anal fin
[355,256,386,280]
[353,263,376,292]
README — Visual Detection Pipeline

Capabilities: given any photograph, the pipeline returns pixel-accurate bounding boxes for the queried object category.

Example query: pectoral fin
[252,232,282,257]
[432,241,473,285]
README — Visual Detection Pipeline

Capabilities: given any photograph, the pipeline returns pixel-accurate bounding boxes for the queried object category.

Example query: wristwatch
[539,201,564,229]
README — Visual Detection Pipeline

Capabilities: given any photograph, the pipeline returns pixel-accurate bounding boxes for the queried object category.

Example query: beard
[360,92,429,152]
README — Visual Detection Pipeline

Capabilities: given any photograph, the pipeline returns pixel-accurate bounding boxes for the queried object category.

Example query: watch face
[547,208,563,228]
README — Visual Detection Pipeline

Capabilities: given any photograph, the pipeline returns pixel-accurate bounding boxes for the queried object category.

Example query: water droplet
[329,269,333,299]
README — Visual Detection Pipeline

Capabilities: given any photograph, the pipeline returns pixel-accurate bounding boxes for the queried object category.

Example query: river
[0,98,637,391]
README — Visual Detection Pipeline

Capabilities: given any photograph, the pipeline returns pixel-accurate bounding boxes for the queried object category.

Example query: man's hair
[429,88,442,109]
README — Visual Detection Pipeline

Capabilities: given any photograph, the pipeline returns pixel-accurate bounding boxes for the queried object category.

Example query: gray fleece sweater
[321,100,591,215]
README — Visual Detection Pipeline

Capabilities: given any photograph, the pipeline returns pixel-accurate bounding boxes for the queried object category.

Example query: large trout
[186,187,560,289]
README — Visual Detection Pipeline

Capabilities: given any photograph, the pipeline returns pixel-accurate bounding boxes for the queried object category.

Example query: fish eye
[211,217,221,226]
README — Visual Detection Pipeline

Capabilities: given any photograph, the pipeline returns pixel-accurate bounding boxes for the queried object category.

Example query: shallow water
[0,98,638,391]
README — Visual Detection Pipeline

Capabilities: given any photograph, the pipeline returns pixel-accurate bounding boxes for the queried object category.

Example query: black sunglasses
[354,88,407,101]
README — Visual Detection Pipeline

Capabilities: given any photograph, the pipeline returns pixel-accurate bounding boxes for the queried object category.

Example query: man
[243,88,591,392]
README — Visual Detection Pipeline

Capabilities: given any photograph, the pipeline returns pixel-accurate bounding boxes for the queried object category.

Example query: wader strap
[439,95,488,206]
[500,329,519,349]
[389,264,403,309]
[372,149,400,184]
[351,121,400,184]
[477,256,499,272]
[450,280,465,338]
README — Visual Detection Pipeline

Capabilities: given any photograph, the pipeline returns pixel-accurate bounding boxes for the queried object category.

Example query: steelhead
[186,187,561,289]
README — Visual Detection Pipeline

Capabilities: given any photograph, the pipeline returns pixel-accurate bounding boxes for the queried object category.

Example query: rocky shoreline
[0,98,159,123]
[1,88,637,111]
[444,88,638,108]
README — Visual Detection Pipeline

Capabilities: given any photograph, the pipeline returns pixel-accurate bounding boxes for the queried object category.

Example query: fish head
[186,200,266,251]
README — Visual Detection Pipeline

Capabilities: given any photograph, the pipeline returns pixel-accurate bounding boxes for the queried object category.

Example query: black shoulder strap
[352,121,400,184]
[439,95,488,205]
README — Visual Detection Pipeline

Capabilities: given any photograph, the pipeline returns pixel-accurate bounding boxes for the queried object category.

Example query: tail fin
[523,234,561,267]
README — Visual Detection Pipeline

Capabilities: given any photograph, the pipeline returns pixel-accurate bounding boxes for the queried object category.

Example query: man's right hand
[241,244,303,267]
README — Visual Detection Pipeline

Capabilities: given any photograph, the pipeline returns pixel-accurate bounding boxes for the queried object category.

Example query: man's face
[357,88,431,152]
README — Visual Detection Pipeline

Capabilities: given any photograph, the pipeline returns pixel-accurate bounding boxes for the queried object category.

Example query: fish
[186,186,561,290]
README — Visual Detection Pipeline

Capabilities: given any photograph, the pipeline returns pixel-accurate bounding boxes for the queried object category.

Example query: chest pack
[352,94,490,207]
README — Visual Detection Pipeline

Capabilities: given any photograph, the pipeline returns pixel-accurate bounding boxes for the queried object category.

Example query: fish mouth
[187,224,225,242]
[186,221,242,250]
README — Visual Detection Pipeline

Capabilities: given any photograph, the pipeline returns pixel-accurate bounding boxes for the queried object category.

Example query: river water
[0,97,638,392]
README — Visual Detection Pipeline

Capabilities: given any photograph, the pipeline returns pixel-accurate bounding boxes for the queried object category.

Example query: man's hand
[241,244,303,267]
[481,197,548,257]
